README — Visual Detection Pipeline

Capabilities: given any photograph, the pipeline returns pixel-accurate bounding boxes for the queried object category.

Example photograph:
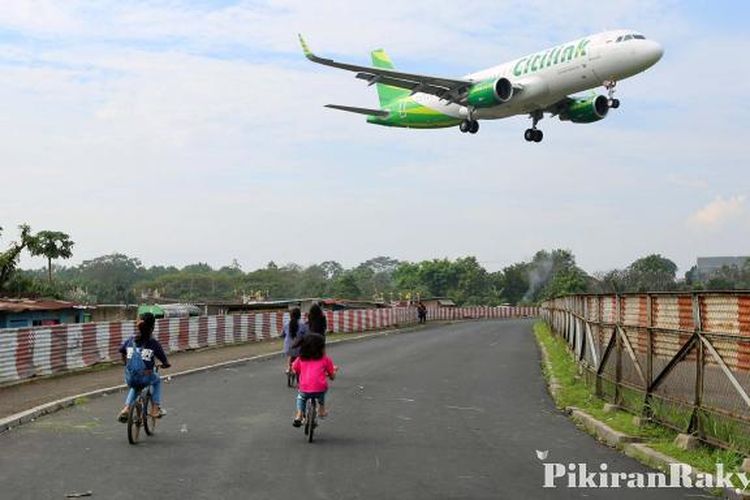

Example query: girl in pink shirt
[292,334,336,427]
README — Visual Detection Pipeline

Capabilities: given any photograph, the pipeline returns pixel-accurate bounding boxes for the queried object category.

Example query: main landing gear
[459,119,479,134]
[605,80,620,109]
[524,110,543,143]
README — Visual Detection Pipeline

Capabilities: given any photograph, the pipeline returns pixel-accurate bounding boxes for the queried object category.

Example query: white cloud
[0,1,747,275]
[688,196,746,228]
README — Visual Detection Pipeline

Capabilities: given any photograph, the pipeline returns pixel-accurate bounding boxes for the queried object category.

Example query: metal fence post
[595,295,604,398]
[689,293,705,437]
[615,295,623,406]
[643,294,654,419]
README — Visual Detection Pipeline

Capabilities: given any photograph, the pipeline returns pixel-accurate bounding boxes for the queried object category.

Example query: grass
[534,321,746,482]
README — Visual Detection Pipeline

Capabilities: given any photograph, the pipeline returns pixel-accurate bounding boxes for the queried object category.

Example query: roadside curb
[565,406,642,448]
[534,327,749,499]
[622,443,750,499]
[536,340,561,400]
[0,322,442,434]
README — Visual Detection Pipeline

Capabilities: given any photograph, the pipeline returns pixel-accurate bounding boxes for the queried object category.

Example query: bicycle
[287,370,298,388]
[127,366,162,445]
[303,397,319,443]
[286,356,298,388]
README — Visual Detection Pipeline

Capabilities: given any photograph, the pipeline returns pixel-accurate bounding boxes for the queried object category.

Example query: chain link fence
[542,292,750,453]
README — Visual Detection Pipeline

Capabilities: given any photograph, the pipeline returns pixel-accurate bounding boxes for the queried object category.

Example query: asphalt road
[0,320,698,499]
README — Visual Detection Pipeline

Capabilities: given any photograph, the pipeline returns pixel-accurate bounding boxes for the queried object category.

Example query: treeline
[2,224,747,305]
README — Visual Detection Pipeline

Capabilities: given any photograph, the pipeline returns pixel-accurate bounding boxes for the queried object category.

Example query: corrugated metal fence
[542,292,750,453]
[0,305,537,385]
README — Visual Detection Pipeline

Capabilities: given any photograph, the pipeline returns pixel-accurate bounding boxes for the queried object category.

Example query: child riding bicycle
[292,333,336,427]
[282,307,308,373]
[117,312,171,423]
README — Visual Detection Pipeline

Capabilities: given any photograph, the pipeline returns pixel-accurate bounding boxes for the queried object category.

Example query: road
[0,319,697,499]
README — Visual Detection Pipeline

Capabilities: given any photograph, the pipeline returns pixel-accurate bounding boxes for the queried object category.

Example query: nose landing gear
[604,80,620,109]
[524,110,544,143]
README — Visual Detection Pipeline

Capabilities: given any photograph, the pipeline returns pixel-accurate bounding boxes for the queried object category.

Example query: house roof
[0,298,79,313]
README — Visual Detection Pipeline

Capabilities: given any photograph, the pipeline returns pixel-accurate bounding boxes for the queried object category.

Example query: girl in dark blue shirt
[117,312,170,423]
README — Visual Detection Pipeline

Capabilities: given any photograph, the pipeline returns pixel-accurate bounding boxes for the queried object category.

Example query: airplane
[298,31,663,142]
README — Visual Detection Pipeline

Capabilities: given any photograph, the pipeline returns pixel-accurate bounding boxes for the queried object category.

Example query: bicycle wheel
[307,400,316,443]
[143,393,155,436]
[127,398,142,445]
[303,399,310,436]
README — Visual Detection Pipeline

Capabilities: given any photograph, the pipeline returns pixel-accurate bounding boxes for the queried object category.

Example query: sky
[1,0,748,276]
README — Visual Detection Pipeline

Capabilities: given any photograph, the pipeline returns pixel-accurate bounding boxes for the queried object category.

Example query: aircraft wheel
[524,129,534,141]
[459,120,471,133]
[611,99,620,109]
[533,129,543,142]
[469,121,479,134]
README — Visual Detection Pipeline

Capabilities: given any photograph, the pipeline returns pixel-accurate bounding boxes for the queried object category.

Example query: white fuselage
[414,29,663,119]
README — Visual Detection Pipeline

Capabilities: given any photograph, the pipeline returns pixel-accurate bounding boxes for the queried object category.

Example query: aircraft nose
[644,40,664,65]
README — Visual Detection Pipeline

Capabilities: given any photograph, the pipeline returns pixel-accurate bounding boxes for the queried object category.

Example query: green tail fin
[371,49,409,107]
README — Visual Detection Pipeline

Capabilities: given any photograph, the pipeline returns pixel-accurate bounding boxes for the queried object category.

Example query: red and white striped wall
[0,305,537,384]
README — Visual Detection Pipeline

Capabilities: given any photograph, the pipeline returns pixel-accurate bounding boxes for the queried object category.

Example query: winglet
[298,33,313,60]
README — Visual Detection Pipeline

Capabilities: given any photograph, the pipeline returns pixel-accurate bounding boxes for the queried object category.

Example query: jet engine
[465,78,513,108]
[559,95,610,123]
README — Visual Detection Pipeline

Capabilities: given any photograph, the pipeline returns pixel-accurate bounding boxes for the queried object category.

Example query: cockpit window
[616,36,623,42]
[623,34,633,41]
[632,34,646,40]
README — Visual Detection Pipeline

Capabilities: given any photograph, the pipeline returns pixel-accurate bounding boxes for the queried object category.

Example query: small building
[205,300,298,316]
[696,256,749,280]
[89,304,139,323]
[203,298,390,316]
[0,298,89,329]
[392,297,456,308]
[138,303,202,319]
[421,297,456,309]
[316,298,388,311]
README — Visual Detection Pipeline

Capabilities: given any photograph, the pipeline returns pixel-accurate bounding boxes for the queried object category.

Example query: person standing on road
[117,312,171,422]
[281,307,308,374]
[417,302,427,324]
[306,303,328,336]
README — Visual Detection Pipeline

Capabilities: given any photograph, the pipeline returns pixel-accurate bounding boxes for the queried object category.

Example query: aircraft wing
[299,34,472,104]
[325,104,389,117]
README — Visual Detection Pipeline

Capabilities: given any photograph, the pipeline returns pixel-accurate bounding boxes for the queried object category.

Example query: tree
[0,224,35,292]
[27,230,74,282]
[294,264,329,297]
[392,262,430,299]
[592,269,626,293]
[684,265,700,288]
[622,254,678,292]
[319,261,344,280]
[522,249,587,303]
[182,262,213,273]
[497,263,530,304]
[540,267,589,300]
[332,272,362,299]
[358,256,400,274]
[5,269,67,299]
[73,253,145,303]
[391,257,497,305]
